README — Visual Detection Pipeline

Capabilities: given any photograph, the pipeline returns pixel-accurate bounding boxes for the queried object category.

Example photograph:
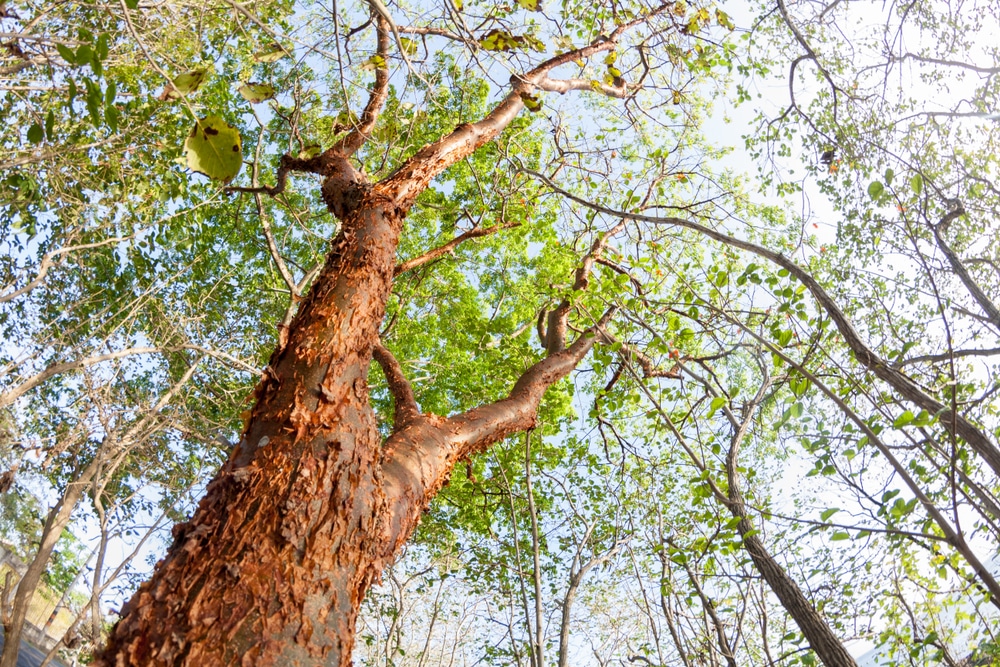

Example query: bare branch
[537,76,629,98]
[0,344,257,409]
[1,235,132,303]
[898,346,1000,367]
[547,219,626,353]
[527,168,1000,480]
[0,347,160,409]
[394,221,520,276]
[329,14,391,157]
[929,203,1000,332]
[377,7,668,207]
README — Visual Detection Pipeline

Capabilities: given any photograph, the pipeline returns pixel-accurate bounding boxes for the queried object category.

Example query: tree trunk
[96,173,404,665]
[1,482,85,667]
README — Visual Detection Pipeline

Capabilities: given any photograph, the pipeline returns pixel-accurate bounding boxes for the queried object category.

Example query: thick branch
[537,76,629,98]
[929,204,1000,332]
[329,14,391,157]
[529,170,1000,481]
[721,383,859,667]
[379,312,613,554]
[394,221,520,276]
[376,8,666,207]
[372,342,422,431]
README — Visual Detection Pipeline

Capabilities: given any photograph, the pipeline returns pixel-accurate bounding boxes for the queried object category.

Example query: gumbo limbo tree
[97,7,683,665]
[4,0,1000,664]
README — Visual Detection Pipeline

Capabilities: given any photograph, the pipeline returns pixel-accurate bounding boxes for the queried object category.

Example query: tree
[4,0,1000,664]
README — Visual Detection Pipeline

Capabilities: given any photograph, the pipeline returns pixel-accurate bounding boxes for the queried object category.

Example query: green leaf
[708,396,727,416]
[237,82,276,103]
[26,123,44,144]
[715,8,736,30]
[44,110,55,141]
[76,44,93,66]
[830,531,850,541]
[479,29,541,52]
[520,92,543,112]
[893,410,915,428]
[298,144,322,159]
[84,79,102,126]
[105,102,119,132]
[516,0,541,10]
[96,33,109,61]
[124,0,139,8]
[910,173,922,194]
[253,43,290,63]
[867,181,884,199]
[360,55,386,71]
[56,43,76,65]
[820,507,839,521]
[159,69,210,101]
[183,115,243,183]
[884,167,894,185]
[398,37,419,55]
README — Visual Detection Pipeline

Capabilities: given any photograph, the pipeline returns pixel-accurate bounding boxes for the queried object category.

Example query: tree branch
[526,169,1000,481]
[0,344,256,409]
[0,235,132,303]
[329,14,391,158]
[372,342,422,431]
[379,310,615,554]
[546,219,626,353]
[929,203,1000,332]
[394,221,520,276]
[376,7,667,207]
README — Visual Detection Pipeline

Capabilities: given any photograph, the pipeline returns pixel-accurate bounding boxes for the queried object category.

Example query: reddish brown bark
[94,13,664,665]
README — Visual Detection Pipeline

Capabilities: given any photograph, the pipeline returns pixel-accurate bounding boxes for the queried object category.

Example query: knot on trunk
[321,154,370,220]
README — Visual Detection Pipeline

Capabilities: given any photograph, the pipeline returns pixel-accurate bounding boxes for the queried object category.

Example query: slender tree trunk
[1,483,85,667]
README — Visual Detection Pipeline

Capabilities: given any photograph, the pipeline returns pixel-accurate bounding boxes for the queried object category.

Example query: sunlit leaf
[159,69,210,101]
[360,55,387,71]
[298,144,322,159]
[237,82,276,103]
[399,37,419,55]
[183,115,243,183]
[254,43,291,63]
[520,92,543,112]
